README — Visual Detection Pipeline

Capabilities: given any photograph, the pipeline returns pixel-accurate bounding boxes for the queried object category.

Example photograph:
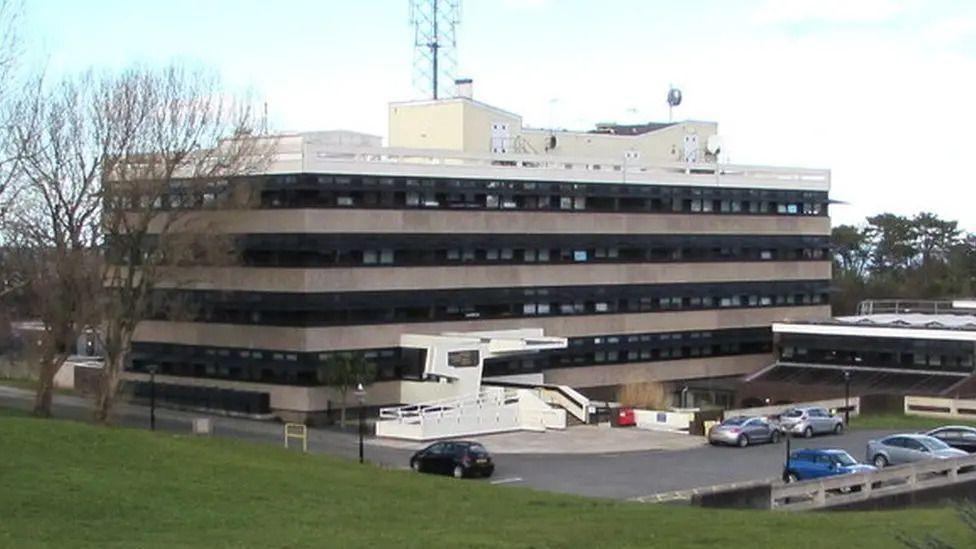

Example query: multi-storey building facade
[123,93,832,420]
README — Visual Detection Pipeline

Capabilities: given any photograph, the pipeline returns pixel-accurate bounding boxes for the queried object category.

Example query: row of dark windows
[124,381,271,414]
[136,173,829,217]
[112,233,831,268]
[149,280,831,327]
[777,333,976,373]
[235,233,829,268]
[127,327,773,387]
[483,327,772,377]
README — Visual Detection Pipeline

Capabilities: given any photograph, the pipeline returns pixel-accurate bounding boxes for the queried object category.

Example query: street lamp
[843,369,852,428]
[354,382,366,464]
[782,431,792,483]
[146,363,159,431]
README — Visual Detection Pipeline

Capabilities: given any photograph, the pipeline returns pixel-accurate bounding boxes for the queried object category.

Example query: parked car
[778,406,844,438]
[708,416,781,447]
[866,434,968,468]
[409,440,494,478]
[784,448,876,482]
[924,426,976,453]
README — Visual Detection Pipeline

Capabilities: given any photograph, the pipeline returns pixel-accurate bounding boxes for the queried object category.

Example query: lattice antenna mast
[409,0,461,99]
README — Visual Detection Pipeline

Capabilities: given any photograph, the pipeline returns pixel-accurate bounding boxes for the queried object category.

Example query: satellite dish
[667,87,682,107]
[706,135,723,155]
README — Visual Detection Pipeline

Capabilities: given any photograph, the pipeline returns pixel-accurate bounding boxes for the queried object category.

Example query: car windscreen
[919,437,951,451]
[831,453,857,467]
[782,410,803,418]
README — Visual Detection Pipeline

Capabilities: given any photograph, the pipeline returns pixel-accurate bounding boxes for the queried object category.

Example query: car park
[778,406,844,438]
[708,416,781,447]
[409,440,494,479]
[784,448,876,482]
[924,426,976,453]
[866,434,968,468]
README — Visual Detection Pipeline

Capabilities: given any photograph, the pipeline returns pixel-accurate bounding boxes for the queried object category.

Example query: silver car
[777,406,844,438]
[708,416,781,447]
[866,434,967,468]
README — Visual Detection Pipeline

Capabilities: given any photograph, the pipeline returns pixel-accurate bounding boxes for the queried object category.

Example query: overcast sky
[22,0,976,229]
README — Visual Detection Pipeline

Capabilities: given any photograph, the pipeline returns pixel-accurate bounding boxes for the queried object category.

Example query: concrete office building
[123,86,832,420]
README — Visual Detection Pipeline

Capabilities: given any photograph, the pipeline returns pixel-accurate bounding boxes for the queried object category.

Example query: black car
[925,426,976,453]
[409,440,494,479]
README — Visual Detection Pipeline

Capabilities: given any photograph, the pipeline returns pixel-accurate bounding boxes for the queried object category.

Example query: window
[363,250,378,264]
[379,249,394,264]
[573,250,588,262]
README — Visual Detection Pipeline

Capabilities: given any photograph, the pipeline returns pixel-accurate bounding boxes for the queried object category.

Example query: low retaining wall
[904,396,976,420]
[634,409,694,432]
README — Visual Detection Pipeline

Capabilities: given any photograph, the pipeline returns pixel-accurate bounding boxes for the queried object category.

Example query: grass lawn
[851,413,976,432]
[0,410,972,548]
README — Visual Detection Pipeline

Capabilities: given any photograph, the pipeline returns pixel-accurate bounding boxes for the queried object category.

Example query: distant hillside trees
[831,212,976,314]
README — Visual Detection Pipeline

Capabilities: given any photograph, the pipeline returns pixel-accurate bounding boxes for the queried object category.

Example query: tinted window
[427,443,446,454]
[468,443,489,456]
[783,410,803,418]
[724,417,748,426]
[883,437,905,448]
[791,453,813,463]
[903,439,926,451]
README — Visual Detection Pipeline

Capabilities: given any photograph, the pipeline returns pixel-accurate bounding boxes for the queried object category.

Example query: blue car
[785,448,877,482]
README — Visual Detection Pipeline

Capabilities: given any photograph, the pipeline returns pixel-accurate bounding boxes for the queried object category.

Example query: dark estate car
[924,426,976,453]
[410,441,494,479]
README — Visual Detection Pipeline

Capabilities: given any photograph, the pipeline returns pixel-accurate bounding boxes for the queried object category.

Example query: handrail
[771,453,976,510]
[484,380,590,423]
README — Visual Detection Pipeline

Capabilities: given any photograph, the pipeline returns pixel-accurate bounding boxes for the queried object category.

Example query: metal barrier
[284,423,308,453]
[771,453,976,511]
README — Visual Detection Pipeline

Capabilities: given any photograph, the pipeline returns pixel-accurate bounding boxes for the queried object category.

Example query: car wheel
[737,435,749,448]
[873,454,888,469]
[410,459,420,472]
[771,431,781,444]
[786,472,799,483]
[453,465,465,479]
[803,426,813,439]
[833,423,844,435]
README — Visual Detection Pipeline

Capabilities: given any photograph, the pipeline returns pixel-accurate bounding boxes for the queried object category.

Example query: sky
[20,0,976,229]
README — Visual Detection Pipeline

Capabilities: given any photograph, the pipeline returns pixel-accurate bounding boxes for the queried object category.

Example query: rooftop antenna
[667,85,682,122]
[409,0,461,100]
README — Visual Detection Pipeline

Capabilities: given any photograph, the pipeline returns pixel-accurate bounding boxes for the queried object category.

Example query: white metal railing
[856,299,964,316]
[771,453,976,511]
[299,145,829,191]
[378,388,517,424]
[904,396,976,419]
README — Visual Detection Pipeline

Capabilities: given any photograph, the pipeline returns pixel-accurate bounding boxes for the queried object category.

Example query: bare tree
[0,0,23,221]
[4,72,104,416]
[95,64,271,423]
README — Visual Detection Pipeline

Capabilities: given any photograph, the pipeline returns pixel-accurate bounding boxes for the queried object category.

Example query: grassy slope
[0,411,969,549]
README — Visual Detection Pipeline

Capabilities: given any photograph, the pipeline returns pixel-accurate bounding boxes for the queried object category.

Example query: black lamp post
[782,431,792,483]
[146,363,159,431]
[355,382,366,464]
[843,369,852,428]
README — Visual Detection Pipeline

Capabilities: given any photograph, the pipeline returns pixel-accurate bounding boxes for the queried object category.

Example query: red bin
[614,407,636,427]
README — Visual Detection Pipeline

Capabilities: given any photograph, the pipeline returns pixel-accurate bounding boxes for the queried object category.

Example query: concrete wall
[155,209,832,237]
[156,261,831,293]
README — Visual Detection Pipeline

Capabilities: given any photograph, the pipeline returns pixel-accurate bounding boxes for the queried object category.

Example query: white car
[777,406,844,438]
